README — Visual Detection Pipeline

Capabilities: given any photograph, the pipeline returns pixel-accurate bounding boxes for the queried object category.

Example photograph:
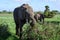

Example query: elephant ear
[24,4,34,17]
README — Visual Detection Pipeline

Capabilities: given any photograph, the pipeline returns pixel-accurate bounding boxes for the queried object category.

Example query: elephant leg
[41,15,44,24]
[42,17,44,24]
[34,15,39,23]
[19,25,22,38]
[40,16,44,24]
[14,19,19,36]
[40,18,42,22]
[39,17,42,24]
[16,23,19,36]
[19,20,26,39]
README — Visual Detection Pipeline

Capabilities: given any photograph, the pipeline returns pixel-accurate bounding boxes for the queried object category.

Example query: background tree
[48,10,58,17]
[8,11,12,14]
[2,10,7,13]
[44,5,50,17]
[0,11,2,13]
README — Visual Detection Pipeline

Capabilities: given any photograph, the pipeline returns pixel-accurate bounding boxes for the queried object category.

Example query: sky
[0,0,60,12]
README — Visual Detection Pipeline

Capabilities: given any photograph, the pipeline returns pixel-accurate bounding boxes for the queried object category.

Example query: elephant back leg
[41,14,45,24]
[13,18,19,36]
[39,14,44,24]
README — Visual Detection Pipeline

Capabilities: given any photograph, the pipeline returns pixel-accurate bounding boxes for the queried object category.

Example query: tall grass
[0,14,60,40]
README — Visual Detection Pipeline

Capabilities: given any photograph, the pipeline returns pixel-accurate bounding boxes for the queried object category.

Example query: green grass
[0,14,15,34]
[0,14,17,40]
[0,13,60,40]
[45,14,60,22]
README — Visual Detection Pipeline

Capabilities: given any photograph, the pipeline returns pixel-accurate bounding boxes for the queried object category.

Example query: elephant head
[22,4,36,26]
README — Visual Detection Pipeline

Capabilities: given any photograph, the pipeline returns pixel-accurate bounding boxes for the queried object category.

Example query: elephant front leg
[20,27,22,39]
[19,20,26,40]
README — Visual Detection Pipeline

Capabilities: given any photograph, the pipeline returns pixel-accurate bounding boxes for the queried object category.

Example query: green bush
[22,22,60,40]
[0,23,11,40]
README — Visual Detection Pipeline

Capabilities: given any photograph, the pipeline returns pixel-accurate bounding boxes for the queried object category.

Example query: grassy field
[0,13,60,40]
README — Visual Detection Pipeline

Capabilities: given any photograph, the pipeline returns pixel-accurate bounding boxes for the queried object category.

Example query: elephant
[13,4,36,39]
[34,13,44,24]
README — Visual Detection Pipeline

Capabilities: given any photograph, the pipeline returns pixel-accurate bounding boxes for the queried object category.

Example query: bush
[22,22,60,40]
[0,23,11,40]
[21,23,43,40]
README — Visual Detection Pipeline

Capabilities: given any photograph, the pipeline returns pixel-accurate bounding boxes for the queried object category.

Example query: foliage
[0,13,60,40]
[2,10,7,13]
[0,10,12,14]
[44,5,50,17]
[8,12,12,14]
[0,23,11,40]
[44,6,59,18]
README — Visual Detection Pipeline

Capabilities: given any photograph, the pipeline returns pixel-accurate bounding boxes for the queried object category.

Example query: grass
[0,13,60,40]
[45,14,60,22]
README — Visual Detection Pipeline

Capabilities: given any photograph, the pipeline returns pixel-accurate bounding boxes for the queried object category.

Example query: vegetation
[44,5,50,17]
[0,12,60,40]
[0,10,12,14]
[0,5,60,40]
[44,5,59,18]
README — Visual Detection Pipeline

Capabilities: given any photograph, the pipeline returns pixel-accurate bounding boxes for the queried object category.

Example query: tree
[44,5,50,17]
[49,10,58,16]
[8,11,12,14]
[2,10,7,13]
[51,10,58,14]
[0,11,2,13]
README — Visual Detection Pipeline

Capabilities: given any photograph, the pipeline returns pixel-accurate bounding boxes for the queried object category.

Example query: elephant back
[18,7,26,20]
[13,7,26,20]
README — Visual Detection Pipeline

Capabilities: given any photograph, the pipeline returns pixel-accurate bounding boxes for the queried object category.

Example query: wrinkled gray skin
[13,4,36,39]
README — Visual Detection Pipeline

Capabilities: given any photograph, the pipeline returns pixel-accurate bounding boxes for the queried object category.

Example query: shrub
[0,23,11,40]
